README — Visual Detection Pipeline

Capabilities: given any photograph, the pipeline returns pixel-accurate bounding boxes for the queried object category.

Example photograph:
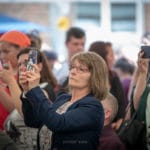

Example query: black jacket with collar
[21,86,104,150]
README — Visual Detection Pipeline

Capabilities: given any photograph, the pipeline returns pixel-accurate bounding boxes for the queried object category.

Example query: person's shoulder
[78,94,103,108]
[54,60,69,85]
[101,127,125,150]
[82,94,101,102]
[57,61,69,73]
[111,70,120,79]
[108,129,126,150]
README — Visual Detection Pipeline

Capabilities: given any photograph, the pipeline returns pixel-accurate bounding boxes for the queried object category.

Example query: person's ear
[104,109,111,120]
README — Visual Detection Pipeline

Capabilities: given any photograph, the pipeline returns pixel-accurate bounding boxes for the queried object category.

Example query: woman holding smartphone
[19,51,109,150]
[0,47,57,149]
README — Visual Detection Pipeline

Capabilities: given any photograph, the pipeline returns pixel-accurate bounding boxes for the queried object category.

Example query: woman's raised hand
[19,64,41,92]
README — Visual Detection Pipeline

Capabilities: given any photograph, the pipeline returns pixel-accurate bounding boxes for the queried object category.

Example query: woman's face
[106,45,115,69]
[0,42,20,69]
[17,53,42,74]
[68,59,91,90]
[17,53,29,73]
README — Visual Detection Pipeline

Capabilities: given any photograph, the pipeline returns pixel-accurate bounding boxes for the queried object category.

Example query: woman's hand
[19,71,28,92]
[137,51,149,76]
[19,64,41,92]
[133,51,149,110]
[111,118,123,131]
[26,64,41,91]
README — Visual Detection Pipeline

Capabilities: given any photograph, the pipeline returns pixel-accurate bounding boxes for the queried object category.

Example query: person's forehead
[0,41,16,49]
[68,36,85,42]
[72,59,87,66]
[18,53,28,59]
[18,54,28,63]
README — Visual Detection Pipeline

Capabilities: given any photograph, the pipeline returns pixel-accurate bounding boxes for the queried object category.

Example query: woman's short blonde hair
[70,51,109,100]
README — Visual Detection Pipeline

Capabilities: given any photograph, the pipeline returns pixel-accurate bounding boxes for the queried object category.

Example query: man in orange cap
[0,30,31,129]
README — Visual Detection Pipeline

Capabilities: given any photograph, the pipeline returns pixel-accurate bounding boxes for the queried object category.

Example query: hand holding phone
[26,50,38,71]
[141,45,150,58]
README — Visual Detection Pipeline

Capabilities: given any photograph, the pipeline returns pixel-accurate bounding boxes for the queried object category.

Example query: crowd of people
[0,27,149,150]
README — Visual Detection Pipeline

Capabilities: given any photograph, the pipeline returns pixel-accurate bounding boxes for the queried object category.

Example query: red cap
[0,30,31,48]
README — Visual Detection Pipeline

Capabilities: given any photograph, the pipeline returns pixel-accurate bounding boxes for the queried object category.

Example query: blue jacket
[21,86,104,150]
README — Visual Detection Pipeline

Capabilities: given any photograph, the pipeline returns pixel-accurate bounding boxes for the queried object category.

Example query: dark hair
[142,32,150,40]
[65,27,85,43]
[114,57,135,75]
[88,41,107,61]
[17,47,57,87]
[88,41,115,84]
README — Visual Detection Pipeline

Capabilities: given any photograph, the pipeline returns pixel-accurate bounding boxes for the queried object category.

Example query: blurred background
[0,0,149,62]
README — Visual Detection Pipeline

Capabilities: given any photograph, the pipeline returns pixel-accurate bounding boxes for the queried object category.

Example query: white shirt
[53,60,69,85]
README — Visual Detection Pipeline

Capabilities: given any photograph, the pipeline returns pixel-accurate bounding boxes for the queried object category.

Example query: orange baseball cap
[0,30,31,48]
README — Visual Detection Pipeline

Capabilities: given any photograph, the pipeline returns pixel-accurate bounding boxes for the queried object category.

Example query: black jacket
[21,86,104,150]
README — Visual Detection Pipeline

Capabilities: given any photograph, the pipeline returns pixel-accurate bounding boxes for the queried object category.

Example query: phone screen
[26,50,38,71]
[141,46,150,58]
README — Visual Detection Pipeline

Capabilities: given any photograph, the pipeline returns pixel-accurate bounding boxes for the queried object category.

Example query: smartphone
[141,45,150,58]
[26,50,38,71]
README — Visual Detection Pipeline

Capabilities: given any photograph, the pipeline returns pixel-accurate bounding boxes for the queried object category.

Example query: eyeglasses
[69,64,89,74]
